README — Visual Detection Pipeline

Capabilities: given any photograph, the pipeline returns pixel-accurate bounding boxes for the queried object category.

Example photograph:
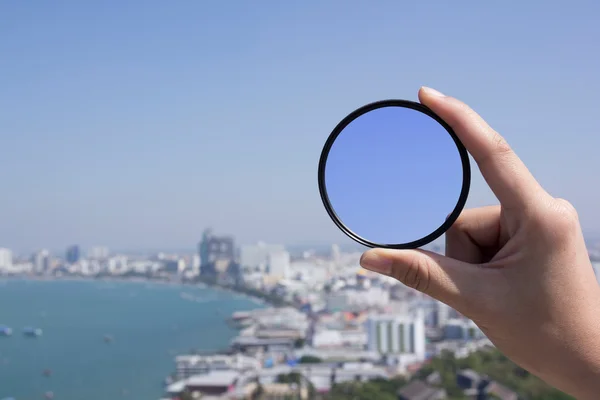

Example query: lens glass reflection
[324,106,464,245]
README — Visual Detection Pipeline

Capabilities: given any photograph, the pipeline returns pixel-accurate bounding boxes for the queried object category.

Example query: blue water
[0,279,262,399]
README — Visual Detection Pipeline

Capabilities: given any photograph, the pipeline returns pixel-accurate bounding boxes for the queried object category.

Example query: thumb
[360,248,480,313]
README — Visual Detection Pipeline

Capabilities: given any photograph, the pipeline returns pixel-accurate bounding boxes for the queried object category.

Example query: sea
[0,278,264,400]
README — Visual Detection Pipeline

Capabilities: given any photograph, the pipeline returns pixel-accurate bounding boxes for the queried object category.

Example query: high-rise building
[327,286,390,312]
[32,250,50,274]
[107,256,129,275]
[0,248,12,270]
[66,245,80,264]
[198,229,236,276]
[191,254,201,272]
[331,244,341,264]
[89,246,109,260]
[435,301,451,328]
[240,242,285,271]
[266,250,291,279]
[163,259,186,274]
[366,312,426,358]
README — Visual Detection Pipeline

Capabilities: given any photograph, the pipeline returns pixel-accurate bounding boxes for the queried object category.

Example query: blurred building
[267,250,290,279]
[165,370,245,398]
[365,312,426,360]
[198,229,239,282]
[163,258,186,274]
[330,244,341,264]
[326,286,390,312]
[65,245,80,264]
[199,229,235,266]
[79,259,101,276]
[32,249,50,274]
[289,261,328,284]
[443,318,484,340]
[174,354,261,380]
[434,301,451,328]
[191,254,201,272]
[240,242,285,271]
[312,327,367,349]
[107,256,129,275]
[0,248,12,269]
[89,246,110,260]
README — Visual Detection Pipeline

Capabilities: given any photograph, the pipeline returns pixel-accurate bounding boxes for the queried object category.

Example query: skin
[360,87,600,400]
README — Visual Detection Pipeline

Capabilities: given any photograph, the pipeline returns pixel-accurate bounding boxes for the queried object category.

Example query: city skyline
[2,1,600,251]
[0,238,367,258]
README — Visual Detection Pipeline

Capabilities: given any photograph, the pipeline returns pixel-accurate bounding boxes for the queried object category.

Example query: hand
[359,87,600,399]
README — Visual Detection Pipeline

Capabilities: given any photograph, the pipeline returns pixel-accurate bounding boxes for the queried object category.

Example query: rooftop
[397,380,446,400]
[458,368,481,381]
[186,370,239,386]
[231,336,295,346]
[484,381,518,400]
[166,370,240,393]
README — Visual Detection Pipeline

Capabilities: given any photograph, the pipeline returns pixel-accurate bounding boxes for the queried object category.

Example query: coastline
[0,274,277,307]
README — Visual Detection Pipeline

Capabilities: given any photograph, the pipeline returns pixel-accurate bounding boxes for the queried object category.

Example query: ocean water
[0,279,263,400]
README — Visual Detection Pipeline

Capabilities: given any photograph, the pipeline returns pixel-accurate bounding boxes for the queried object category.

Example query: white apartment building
[365,312,426,359]
[267,250,290,279]
[0,248,13,270]
[240,242,285,270]
[88,246,110,260]
[33,249,50,274]
[326,286,390,311]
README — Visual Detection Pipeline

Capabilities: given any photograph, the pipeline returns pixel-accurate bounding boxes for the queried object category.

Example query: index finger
[418,87,548,211]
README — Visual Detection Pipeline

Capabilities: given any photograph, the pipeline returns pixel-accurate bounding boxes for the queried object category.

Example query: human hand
[360,87,600,399]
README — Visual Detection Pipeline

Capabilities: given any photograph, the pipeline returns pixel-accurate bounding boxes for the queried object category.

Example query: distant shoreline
[0,275,271,307]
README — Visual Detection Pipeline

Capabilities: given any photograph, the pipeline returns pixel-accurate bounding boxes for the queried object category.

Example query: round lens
[318,100,470,249]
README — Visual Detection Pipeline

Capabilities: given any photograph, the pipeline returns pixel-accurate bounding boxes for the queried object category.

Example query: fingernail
[360,251,392,275]
[421,86,446,97]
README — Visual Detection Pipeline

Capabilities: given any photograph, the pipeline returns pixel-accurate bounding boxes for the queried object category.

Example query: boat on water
[22,327,43,337]
[0,326,12,336]
[164,375,175,386]
[227,315,254,329]
[227,310,255,328]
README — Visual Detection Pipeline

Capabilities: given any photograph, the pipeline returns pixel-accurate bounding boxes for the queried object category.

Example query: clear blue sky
[325,106,463,245]
[1,1,599,253]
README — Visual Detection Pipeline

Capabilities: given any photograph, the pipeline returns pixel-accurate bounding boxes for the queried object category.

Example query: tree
[298,355,322,364]
[178,390,194,400]
[276,372,316,398]
[327,381,396,400]
[326,377,408,400]
[276,372,304,384]
[419,348,573,400]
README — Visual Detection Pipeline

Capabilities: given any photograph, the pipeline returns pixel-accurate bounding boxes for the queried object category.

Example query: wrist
[531,304,600,399]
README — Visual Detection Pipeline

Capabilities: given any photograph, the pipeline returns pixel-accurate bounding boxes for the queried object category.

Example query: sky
[1,1,599,253]
[325,106,463,245]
